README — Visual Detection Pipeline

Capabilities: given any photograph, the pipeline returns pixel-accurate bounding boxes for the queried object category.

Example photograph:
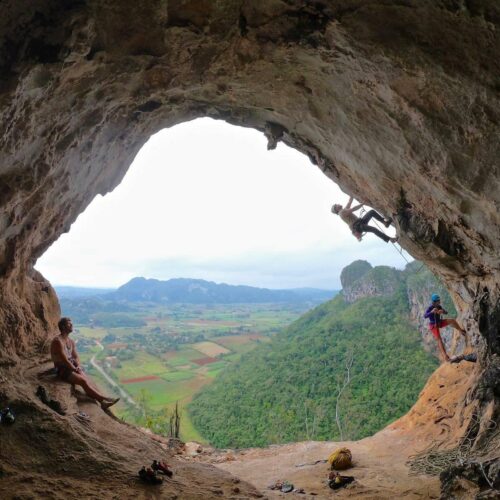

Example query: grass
[160,371,195,382]
[115,351,169,379]
[76,326,107,339]
[125,375,211,409]
[164,348,204,368]
[206,361,227,371]
[205,368,225,379]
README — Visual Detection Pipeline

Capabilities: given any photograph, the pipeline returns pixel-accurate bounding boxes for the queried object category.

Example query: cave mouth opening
[32,117,437,447]
[36,117,406,290]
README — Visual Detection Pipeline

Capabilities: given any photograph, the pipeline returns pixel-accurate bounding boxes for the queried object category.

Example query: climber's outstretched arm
[344,196,363,214]
[349,203,364,213]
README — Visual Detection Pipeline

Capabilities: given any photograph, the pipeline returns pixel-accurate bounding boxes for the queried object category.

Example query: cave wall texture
[0,0,499,481]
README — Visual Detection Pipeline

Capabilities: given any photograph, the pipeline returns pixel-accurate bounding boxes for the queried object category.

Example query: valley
[63,281,331,442]
[63,263,444,449]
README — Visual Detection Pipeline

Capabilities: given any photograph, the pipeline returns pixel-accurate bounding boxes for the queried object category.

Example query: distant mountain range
[110,277,336,304]
[56,278,336,304]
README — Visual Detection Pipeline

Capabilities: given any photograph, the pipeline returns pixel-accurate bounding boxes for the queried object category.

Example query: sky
[36,118,411,290]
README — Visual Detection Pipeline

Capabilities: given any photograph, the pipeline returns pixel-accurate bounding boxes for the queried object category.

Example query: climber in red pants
[424,294,467,362]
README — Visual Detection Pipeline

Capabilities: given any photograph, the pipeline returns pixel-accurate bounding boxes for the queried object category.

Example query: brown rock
[0,1,499,497]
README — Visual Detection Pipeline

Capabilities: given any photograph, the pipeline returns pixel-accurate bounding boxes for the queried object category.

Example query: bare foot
[101,398,120,410]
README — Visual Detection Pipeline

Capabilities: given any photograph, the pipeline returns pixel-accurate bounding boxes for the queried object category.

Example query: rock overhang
[0,1,499,492]
[0,3,498,351]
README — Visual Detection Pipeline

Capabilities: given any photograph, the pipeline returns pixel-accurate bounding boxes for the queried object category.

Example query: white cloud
[36,118,410,288]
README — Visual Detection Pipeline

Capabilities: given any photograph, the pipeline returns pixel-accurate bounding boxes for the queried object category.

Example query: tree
[335,351,354,440]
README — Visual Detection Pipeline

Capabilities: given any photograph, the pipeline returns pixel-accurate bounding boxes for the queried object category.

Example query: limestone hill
[188,262,454,448]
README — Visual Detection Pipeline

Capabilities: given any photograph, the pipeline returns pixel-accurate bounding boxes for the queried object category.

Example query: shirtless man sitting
[50,317,119,410]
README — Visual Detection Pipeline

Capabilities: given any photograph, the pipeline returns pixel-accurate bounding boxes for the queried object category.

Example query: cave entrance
[1,1,497,493]
[34,117,427,446]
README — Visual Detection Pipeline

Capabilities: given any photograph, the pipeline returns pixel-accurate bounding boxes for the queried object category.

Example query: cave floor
[210,430,440,498]
[0,360,475,499]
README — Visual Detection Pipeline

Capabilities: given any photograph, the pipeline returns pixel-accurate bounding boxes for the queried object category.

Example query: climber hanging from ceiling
[331,196,398,243]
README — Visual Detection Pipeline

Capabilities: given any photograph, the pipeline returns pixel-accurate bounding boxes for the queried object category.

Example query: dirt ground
[212,432,440,498]
[0,359,476,499]
[0,359,262,500]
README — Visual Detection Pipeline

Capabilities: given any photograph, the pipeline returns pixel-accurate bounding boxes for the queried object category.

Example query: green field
[70,302,310,442]
[114,352,169,379]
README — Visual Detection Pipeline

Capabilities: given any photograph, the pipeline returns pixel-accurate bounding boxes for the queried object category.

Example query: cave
[0,1,499,497]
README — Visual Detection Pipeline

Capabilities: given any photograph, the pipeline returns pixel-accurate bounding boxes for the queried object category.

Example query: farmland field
[192,341,230,357]
[69,302,316,442]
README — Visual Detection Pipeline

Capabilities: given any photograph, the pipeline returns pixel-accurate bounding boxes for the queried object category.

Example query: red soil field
[121,375,161,384]
[192,357,219,366]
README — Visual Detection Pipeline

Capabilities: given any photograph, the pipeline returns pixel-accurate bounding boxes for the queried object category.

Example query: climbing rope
[359,207,412,265]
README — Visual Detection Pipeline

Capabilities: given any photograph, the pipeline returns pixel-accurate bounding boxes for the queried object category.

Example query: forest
[189,266,439,448]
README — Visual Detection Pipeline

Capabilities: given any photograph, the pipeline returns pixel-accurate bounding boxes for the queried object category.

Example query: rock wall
[340,259,372,291]
[1,1,499,494]
[341,263,401,304]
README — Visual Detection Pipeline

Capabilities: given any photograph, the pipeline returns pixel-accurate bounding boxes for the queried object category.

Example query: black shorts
[54,364,74,381]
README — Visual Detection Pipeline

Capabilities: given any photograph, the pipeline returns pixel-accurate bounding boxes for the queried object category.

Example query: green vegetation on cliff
[189,266,439,448]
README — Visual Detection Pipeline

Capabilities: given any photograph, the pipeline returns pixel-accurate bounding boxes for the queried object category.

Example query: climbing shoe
[100,398,120,410]
[280,481,294,493]
[0,407,15,424]
[328,472,354,490]
[464,353,477,362]
[138,466,163,485]
[152,460,173,477]
[36,386,50,405]
[36,385,65,415]
[450,353,477,364]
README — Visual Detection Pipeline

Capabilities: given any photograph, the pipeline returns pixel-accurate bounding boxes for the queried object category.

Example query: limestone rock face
[340,259,372,291]
[342,264,400,303]
[1,0,499,494]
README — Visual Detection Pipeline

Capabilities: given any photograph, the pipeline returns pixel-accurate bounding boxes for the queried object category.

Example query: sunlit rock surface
[0,1,499,496]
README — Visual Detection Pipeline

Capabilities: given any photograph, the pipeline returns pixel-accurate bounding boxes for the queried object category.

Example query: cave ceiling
[0,1,499,360]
